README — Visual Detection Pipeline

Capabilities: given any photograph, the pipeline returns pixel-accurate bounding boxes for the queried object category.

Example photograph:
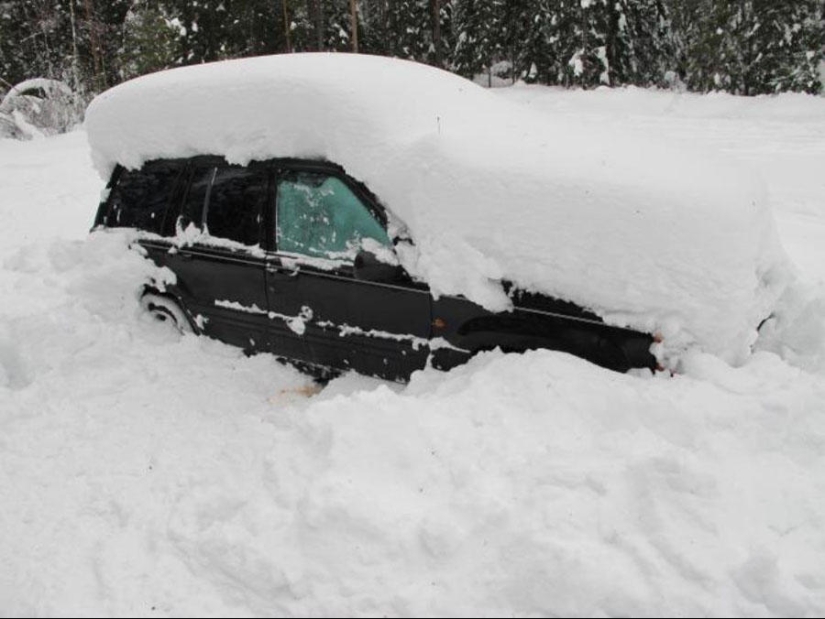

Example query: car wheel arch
[140,288,200,335]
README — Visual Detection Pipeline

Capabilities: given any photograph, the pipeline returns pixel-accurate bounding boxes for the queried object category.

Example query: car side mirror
[354,249,404,283]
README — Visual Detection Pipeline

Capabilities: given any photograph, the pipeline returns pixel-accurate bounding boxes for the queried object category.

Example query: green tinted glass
[276,173,391,260]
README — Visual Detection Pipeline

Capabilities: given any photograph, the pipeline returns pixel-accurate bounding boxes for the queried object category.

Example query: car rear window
[106,161,183,235]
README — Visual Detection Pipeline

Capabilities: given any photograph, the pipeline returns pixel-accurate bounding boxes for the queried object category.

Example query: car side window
[205,167,267,246]
[107,161,183,235]
[276,172,391,260]
[177,165,267,247]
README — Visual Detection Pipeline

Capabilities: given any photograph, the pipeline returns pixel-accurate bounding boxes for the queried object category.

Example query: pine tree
[495,0,530,81]
[517,0,571,85]
[323,0,352,51]
[2,0,823,102]
[358,0,390,55]
[0,1,73,85]
[669,0,823,95]
[283,1,316,52]
[387,0,433,61]
[451,0,501,79]
[750,0,823,94]
[0,1,34,87]
[431,0,453,67]
[606,0,671,87]
[564,0,610,88]
[119,2,179,80]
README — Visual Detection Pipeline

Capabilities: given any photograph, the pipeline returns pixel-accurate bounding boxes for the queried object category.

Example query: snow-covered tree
[452,0,503,78]
[0,0,822,102]
[119,2,178,80]
[749,0,823,94]
[606,0,671,87]
[669,0,823,95]
[387,0,434,61]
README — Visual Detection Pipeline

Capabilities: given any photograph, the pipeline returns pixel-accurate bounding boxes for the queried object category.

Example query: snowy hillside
[2,86,825,616]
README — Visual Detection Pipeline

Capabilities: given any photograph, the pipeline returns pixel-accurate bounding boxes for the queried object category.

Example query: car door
[163,161,272,352]
[265,165,432,381]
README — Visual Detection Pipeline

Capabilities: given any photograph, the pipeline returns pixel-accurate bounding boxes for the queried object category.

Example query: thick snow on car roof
[85,53,790,363]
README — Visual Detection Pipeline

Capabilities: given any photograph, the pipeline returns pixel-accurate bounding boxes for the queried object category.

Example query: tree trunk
[305,0,323,51]
[432,0,441,66]
[68,0,81,93]
[83,0,105,90]
[316,0,324,51]
[351,0,358,52]
[283,0,292,52]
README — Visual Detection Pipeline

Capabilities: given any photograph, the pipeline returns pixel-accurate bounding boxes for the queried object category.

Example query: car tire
[140,293,195,335]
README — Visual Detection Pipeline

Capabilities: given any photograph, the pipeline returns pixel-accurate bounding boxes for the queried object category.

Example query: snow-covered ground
[1,86,825,616]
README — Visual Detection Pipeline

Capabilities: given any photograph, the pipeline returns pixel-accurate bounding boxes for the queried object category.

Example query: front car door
[265,164,431,381]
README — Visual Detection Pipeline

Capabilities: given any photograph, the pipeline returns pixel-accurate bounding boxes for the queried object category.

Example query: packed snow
[2,84,825,616]
[86,54,790,363]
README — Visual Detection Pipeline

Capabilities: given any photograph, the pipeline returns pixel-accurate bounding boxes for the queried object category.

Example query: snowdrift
[85,53,791,363]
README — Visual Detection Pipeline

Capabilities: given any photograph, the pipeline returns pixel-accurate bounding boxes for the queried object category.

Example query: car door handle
[266,264,300,277]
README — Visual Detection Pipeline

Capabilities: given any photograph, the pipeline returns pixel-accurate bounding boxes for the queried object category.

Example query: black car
[94,155,657,381]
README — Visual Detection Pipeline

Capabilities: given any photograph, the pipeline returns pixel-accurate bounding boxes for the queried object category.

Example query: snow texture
[85,53,790,363]
[3,85,825,617]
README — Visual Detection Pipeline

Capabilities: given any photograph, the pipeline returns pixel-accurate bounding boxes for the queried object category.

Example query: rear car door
[162,161,271,352]
[265,165,431,381]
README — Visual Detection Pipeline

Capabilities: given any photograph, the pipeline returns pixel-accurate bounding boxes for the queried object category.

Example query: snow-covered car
[92,155,657,381]
[86,54,789,379]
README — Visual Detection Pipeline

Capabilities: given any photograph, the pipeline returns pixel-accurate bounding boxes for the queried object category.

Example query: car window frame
[271,161,393,269]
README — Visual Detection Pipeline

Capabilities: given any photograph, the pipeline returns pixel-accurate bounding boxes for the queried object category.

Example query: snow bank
[756,282,825,375]
[85,54,790,363]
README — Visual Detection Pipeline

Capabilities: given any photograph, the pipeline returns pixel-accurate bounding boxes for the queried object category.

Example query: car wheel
[140,294,195,335]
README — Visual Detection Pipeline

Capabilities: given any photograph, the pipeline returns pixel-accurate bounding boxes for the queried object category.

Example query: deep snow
[85,54,790,363]
[2,85,825,616]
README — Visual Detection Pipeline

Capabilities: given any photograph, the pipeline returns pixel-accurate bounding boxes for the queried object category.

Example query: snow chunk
[85,54,790,362]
